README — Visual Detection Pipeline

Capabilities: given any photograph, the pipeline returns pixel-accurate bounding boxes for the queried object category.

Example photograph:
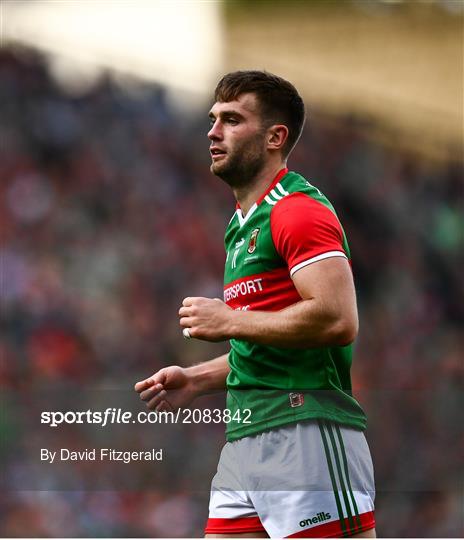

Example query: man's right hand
[134,353,230,412]
[134,366,198,412]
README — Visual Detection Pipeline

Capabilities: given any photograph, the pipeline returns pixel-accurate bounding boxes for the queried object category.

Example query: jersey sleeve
[270,192,348,277]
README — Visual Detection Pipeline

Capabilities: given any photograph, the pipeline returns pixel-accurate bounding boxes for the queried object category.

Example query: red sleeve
[270,192,348,276]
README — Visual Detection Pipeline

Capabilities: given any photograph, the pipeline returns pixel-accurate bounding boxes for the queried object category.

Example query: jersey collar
[235,167,289,212]
[234,167,288,228]
[256,167,289,205]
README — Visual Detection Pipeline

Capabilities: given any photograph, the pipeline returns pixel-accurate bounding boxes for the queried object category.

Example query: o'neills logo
[299,512,331,528]
[247,228,260,254]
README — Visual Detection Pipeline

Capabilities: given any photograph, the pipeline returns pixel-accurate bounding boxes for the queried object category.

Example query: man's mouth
[210,147,227,159]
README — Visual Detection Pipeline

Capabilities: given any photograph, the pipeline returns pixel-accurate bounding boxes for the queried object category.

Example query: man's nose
[208,121,222,141]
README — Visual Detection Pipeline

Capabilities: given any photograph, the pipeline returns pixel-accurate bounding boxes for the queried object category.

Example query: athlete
[135,71,376,538]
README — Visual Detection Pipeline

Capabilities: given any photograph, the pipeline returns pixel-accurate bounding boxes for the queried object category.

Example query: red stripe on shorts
[205,516,266,534]
[286,510,375,538]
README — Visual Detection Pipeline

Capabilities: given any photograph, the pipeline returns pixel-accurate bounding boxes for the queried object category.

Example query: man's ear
[267,124,289,152]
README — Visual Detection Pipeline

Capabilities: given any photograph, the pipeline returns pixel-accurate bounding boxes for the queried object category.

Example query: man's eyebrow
[208,110,245,119]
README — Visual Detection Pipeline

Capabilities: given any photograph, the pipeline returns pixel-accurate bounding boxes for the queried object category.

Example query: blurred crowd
[1,47,462,537]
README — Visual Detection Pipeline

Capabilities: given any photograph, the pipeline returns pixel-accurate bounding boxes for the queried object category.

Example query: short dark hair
[214,70,306,157]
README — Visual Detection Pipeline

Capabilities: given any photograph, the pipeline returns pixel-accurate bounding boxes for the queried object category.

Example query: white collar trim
[236,203,258,227]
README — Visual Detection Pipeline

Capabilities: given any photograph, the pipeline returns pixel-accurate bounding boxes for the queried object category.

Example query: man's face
[207,93,267,187]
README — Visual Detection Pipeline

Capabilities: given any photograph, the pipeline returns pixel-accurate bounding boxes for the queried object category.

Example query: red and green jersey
[223,168,367,441]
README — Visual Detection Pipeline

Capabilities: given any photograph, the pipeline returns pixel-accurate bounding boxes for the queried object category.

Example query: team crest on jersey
[247,228,260,254]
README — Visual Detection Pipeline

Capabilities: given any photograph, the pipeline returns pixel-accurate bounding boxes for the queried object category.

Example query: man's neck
[233,160,287,216]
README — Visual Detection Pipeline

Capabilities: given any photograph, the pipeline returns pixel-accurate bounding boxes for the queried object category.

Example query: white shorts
[205,420,375,538]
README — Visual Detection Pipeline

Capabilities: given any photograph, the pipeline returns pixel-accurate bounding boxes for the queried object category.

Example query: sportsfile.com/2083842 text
[40,408,252,427]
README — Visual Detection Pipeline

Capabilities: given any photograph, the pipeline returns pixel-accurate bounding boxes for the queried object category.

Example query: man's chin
[210,161,227,178]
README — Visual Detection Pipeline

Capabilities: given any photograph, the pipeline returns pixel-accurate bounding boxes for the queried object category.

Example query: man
[135,71,376,538]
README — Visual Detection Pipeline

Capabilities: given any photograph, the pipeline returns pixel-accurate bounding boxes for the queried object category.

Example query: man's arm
[179,256,358,348]
[134,354,230,412]
[233,256,358,347]
[136,256,356,409]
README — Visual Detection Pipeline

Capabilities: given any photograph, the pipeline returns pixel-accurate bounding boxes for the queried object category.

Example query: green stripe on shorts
[318,420,348,536]
[326,421,356,534]
[335,423,362,531]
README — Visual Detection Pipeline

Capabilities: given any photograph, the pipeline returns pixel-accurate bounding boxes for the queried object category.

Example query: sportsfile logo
[299,512,331,528]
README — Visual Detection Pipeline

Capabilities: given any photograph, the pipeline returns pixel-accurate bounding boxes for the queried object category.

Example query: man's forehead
[209,93,259,116]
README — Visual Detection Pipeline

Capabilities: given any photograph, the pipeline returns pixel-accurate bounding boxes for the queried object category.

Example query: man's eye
[227,118,239,125]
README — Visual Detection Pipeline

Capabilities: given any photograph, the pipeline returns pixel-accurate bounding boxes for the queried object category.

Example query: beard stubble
[211,131,267,189]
